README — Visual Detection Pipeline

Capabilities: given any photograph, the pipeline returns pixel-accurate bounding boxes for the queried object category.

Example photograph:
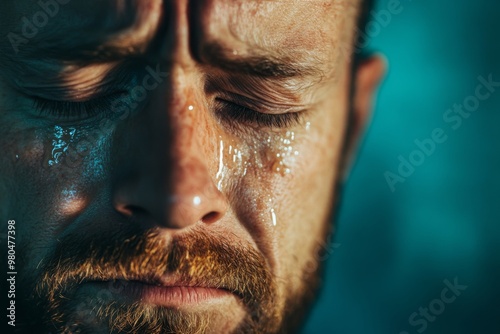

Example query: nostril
[202,211,221,224]
[118,204,149,217]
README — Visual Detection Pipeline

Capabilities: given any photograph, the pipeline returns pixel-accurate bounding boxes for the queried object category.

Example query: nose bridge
[168,72,210,170]
[168,76,217,185]
[163,81,226,228]
[171,89,203,160]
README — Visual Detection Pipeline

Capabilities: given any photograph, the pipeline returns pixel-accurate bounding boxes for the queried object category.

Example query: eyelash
[32,94,303,129]
[33,93,126,120]
[214,98,303,128]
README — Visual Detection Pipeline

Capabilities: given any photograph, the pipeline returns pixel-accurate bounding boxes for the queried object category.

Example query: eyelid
[13,60,140,102]
[14,81,127,108]
[213,97,307,131]
[205,73,309,111]
[217,90,307,115]
[30,90,129,121]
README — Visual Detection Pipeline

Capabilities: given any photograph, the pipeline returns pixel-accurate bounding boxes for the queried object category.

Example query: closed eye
[213,98,304,129]
[31,91,130,121]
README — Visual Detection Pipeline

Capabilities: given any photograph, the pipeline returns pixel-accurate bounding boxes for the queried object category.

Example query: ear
[341,54,387,179]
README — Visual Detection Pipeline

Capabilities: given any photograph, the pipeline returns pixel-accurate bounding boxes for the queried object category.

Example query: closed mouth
[84,275,239,306]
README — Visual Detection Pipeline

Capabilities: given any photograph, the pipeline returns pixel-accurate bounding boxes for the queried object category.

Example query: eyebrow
[2,35,326,82]
[23,41,146,63]
[41,40,326,80]
[199,42,325,79]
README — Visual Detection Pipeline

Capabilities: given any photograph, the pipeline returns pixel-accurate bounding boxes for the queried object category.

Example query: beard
[9,213,333,334]
[23,224,285,334]
[4,217,334,334]
[6,219,332,334]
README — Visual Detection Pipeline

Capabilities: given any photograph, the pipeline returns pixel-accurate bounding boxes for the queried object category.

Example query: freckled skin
[0,0,382,333]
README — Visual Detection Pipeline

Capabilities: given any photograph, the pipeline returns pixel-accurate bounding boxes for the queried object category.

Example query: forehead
[196,0,356,56]
[0,0,357,55]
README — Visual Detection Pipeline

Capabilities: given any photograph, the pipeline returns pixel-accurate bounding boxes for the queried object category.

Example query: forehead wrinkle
[0,0,162,62]
[0,1,162,86]
[205,0,356,82]
[92,0,163,56]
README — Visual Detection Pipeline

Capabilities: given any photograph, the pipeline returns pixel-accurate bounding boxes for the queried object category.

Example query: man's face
[0,0,378,333]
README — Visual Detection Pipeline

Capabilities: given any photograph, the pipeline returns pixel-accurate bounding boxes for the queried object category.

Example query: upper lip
[92,274,236,295]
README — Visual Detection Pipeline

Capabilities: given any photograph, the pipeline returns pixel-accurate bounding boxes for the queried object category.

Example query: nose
[167,155,228,227]
[112,91,228,230]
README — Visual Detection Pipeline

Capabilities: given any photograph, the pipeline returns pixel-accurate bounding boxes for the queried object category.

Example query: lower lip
[114,281,233,306]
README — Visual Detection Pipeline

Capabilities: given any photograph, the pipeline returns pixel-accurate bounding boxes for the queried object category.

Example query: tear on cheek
[45,125,77,167]
[265,130,299,177]
[218,129,301,186]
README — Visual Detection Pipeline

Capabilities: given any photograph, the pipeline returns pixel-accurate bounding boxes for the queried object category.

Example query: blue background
[305,0,500,333]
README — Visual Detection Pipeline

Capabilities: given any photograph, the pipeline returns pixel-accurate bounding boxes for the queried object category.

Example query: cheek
[0,116,113,264]
[212,84,348,276]
[211,130,298,234]
[274,120,344,258]
[272,80,350,284]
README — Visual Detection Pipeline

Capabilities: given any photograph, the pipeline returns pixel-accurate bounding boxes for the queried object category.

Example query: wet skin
[0,0,384,333]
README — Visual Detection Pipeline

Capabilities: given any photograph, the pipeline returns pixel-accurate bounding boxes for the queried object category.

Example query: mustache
[35,226,275,311]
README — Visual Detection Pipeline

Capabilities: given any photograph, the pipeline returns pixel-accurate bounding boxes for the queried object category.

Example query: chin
[35,283,283,334]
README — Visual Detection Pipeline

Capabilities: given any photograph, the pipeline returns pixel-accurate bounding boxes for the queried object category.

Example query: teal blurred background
[305,0,500,333]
